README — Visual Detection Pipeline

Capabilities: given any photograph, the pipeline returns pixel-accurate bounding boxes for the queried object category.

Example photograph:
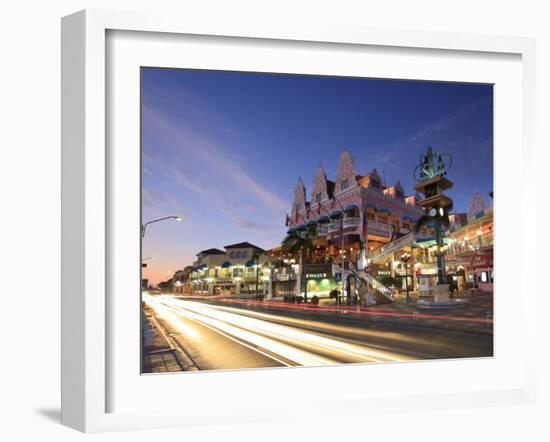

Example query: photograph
[140,67,494,373]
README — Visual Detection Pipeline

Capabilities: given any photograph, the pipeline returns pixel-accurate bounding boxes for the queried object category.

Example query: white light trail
[149,296,410,366]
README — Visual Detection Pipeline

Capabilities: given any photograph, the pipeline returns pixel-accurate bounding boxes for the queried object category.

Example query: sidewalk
[142,305,195,373]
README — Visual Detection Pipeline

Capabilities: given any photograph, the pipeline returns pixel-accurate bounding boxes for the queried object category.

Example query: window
[370,178,380,189]
[229,251,235,258]
[316,192,322,203]
[295,203,301,212]
[233,268,243,277]
[242,250,248,258]
[480,271,488,283]
[235,251,241,258]
[340,179,349,191]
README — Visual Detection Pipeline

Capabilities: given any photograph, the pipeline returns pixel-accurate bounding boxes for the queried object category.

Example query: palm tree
[281,225,317,302]
[251,249,264,296]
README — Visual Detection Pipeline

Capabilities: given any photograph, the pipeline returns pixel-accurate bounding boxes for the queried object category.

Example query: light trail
[146,295,410,366]
[174,296,493,324]
[146,294,334,366]
[195,303,437,347]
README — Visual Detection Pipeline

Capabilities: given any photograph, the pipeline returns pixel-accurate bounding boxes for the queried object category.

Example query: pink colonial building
[286,149,423,264]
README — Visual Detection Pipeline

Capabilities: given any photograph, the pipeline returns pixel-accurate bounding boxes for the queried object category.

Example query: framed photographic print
[61,9,537,433]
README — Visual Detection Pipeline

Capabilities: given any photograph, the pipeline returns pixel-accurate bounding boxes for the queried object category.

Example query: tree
[281,225,317,302]
[251,249,264,296]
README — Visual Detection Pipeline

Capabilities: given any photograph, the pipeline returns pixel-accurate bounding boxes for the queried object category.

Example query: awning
[402,215,415,223]
[221,261,232,268]
[365,203,378,210]
[295,224,306,231]
[344,204,359,212]
[306,220,317,227]
[286,227,296,234]
[378,207,392,215]
[329,210,343,219]
[245,260,254,268]
[414,237,453,248]
[316,215,330,224]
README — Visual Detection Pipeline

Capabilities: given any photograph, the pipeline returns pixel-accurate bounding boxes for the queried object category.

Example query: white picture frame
[61,9,537,433]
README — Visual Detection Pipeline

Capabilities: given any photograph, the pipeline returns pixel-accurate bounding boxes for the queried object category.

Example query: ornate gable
[335,149,357,194]
[311,164,328,205]
[468,192,487,220]
[291,177,307,218]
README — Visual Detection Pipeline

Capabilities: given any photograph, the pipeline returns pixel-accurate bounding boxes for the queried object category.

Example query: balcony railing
[343,216,360,228]
[449,233,493,256]
[328,221,342,233]
[316,225,328,236]
[366,219,392,238]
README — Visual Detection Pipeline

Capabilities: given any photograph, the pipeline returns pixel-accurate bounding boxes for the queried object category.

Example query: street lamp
[141,215,182,238]
[401,252,412,303]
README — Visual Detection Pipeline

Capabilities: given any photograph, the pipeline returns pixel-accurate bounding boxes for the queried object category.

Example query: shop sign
[472,254,493,269]
[416,267,437,275]
[306,272,329,279]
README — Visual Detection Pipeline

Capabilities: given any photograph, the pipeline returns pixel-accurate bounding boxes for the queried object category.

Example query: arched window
[235,251,241,258]
[242,251,248,258]
[229,251,235,258]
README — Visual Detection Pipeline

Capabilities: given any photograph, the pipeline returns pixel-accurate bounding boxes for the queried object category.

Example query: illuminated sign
[306,272,328,280]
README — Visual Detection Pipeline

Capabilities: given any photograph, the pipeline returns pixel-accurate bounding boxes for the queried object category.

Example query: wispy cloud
[142,186,189,220]
[357,95,493,183]
[142,104,289,233]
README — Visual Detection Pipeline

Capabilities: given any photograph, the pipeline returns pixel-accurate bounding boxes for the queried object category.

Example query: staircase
[368,231,416,263]
[347,262,395,305]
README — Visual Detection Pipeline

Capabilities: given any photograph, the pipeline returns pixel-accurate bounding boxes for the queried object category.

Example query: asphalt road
[144,294,493,371]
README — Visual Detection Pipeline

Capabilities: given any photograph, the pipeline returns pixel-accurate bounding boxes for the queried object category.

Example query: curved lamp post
[141,216,182,238]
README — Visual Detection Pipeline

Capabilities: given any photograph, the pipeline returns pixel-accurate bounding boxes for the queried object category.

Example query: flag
[285,213,290,227]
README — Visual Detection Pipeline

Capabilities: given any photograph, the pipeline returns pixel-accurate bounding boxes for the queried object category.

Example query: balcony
[316,224,328,236]
[328,220,342,233]
[343,216,360,229]
[367,219,392,238]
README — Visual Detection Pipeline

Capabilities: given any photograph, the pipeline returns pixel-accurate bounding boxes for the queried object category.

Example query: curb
[144,308,200,371]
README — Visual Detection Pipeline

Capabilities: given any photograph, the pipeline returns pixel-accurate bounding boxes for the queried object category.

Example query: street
[143,294,493,372]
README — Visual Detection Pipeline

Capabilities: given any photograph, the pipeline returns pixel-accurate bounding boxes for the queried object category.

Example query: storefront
[304,263,338,298]
[271,265,298,297]
[471,253,494,292]
[454,252,493,292]
[415,265,438,296]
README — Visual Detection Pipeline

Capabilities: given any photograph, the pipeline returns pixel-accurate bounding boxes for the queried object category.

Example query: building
[287,150,423,262]
[172,266,193,294]
[446,193,494,292]
[376,192,494,295]
[189,242,272,296]
[282,149,423,298]
[282,150,493,299]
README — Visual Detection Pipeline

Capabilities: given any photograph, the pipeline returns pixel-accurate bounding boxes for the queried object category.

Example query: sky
[141,68,493,285]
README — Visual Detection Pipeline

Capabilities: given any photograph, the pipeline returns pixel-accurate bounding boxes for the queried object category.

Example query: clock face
[429,208,437,217]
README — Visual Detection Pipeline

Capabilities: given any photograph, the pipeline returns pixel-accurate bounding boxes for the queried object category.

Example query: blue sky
[141,68,493,283]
